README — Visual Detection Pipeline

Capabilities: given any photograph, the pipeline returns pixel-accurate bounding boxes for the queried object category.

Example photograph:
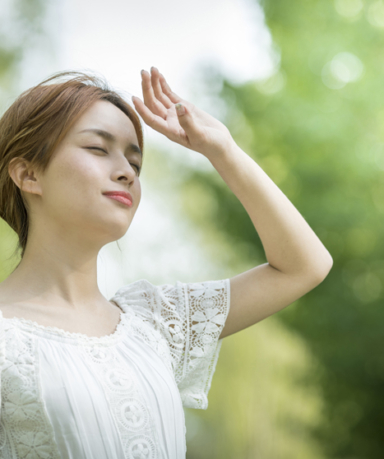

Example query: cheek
[132,180,142,207]
[47,154,104,203]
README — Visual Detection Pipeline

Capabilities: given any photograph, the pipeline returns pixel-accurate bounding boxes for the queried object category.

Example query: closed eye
[86,147,141,174]
[87,147,108,154]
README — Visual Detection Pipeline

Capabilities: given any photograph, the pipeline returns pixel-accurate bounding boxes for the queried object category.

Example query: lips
[103,191,133,207]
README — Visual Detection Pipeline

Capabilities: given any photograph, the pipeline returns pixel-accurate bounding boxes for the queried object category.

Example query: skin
[133,67,332,340]
[0,66,332,339]
[0,99,142,316]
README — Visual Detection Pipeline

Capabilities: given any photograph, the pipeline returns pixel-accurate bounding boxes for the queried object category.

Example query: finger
[132,95,172,136]
[150,67,173,109]
[175,103,203,145]
[141,70,167,118]
[159,73,182,104]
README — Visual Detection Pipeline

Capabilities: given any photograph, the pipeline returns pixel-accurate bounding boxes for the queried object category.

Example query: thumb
[175,103,187,117]
[175,103,199,135]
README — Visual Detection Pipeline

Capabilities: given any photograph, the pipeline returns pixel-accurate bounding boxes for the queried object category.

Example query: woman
[0,67,332,458]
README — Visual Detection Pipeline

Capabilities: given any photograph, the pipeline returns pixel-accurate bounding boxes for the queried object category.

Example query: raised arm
[132,67,333,340]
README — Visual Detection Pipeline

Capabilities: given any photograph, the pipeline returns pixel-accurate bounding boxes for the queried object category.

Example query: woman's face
[27,100,142,246]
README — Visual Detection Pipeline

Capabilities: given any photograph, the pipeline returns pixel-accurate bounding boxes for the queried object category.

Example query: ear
[8,157,43,198]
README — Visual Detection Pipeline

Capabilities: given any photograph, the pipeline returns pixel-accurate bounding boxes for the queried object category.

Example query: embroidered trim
[81,345,161,459]
[112,287,174,376]
[0,277,230,457]
[113,278,231,410]
[0,326,61,457]
[1,311,129,346]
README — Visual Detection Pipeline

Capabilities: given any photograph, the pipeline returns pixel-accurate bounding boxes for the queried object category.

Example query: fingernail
[151,66,158,73]
[175,103,185,116]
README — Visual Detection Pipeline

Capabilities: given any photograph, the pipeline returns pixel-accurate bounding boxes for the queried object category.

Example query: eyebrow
[78,128,142,158]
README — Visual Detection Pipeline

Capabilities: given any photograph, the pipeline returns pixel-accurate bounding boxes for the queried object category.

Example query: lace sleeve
[155,279,231,410]
[113,278,231,410]
[0,310,5,450]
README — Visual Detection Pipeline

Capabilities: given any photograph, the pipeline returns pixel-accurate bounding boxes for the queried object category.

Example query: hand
[132,67,235,157]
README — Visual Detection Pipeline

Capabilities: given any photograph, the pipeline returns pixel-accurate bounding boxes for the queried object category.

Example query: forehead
[71,100,138,144]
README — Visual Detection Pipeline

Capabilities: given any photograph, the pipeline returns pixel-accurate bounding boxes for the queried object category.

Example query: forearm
[207,141,333,278]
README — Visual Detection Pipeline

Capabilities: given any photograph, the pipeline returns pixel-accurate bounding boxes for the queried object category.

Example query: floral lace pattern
[113,278,231,410]
[0,309,166,459]
[0,322,61,457]
[80,345,160,459]
[0,277,230,457]
[111,289,174,377]
[0,310,128,346]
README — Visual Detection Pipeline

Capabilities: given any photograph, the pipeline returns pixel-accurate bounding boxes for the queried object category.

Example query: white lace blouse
[0,278,230,459]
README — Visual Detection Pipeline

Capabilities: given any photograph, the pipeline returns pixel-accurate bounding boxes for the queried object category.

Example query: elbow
[322,250,334,276]
[310,251,334,285]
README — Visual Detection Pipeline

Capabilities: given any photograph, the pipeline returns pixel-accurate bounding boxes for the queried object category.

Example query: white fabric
[0,278,230,459]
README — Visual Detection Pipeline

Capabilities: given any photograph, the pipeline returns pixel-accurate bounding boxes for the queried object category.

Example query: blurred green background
[1,0,384,458]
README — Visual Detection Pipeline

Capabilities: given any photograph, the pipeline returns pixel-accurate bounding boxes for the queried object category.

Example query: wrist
[203,135,237,160]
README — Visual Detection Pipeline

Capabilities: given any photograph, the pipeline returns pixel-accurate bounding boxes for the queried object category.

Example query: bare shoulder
[0,283,124,337]
[0,283,61,323]
[0,287,42,320]
[0,285,19,317]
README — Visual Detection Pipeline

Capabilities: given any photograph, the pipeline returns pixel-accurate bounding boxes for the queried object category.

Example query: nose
[115,155,137,183]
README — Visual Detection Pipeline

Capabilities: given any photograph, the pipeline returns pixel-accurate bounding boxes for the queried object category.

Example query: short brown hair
[0,70,144,261]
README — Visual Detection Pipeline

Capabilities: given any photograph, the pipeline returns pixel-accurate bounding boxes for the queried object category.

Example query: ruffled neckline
[1,295,131,346]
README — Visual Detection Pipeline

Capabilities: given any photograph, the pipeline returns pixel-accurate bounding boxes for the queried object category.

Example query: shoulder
[111,279,163,306]
[0,284,26,318]
[112,278,155,296]
[111,278,228,302]
[0,294,24,319]
[0,289,41,320]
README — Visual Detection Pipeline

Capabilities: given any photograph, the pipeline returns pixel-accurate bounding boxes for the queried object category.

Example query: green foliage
[182,0,384,457]
[0,0,49,277]
[185,318,327,459]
